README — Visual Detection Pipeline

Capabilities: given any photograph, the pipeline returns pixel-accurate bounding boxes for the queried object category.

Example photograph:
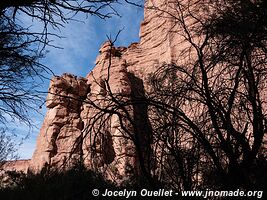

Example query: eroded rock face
[30,0,183,180]
[5,0,267,184]
[2,160,30,174]
[3,0,266,187]
[30,74,88,172]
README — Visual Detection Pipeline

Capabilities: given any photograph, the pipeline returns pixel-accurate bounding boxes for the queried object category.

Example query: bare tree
[21,0,266,191]
[0,128,17,168]
[79,39,156,187]
[0,0,141,124]
[0,0,127,162]
[0,0,120,19]
[0,16,49,124]
[77,0,267,190]
[144,0,267,190]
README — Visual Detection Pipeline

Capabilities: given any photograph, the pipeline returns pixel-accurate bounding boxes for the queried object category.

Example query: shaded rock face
[29,0,184,181]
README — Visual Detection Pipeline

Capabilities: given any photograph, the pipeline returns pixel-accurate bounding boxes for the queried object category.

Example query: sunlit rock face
[7,0,265,184]
[2,160,30,174]
[30,74,88,172]
[27,0,186,182]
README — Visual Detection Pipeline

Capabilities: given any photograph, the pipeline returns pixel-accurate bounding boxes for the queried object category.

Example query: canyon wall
[2,0,266,185]
[29,0,183,182]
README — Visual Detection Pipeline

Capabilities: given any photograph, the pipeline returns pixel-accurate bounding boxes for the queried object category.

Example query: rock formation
[28,0,184,182]
[3,0,266,186]
[31,74,88,172]
[2,160,30,174]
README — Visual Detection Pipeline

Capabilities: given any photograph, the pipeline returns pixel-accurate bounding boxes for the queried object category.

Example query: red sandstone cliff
[28,0,185,181]
[3,0,266,186]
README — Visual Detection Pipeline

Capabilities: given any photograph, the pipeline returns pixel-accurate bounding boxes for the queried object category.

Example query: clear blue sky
[17,2,144,159]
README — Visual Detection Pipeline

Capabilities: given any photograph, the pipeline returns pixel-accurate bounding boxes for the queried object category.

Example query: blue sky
[17,2,144,159]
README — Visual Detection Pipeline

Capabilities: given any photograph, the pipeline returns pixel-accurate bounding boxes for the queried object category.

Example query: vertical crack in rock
[127,72,153,177]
